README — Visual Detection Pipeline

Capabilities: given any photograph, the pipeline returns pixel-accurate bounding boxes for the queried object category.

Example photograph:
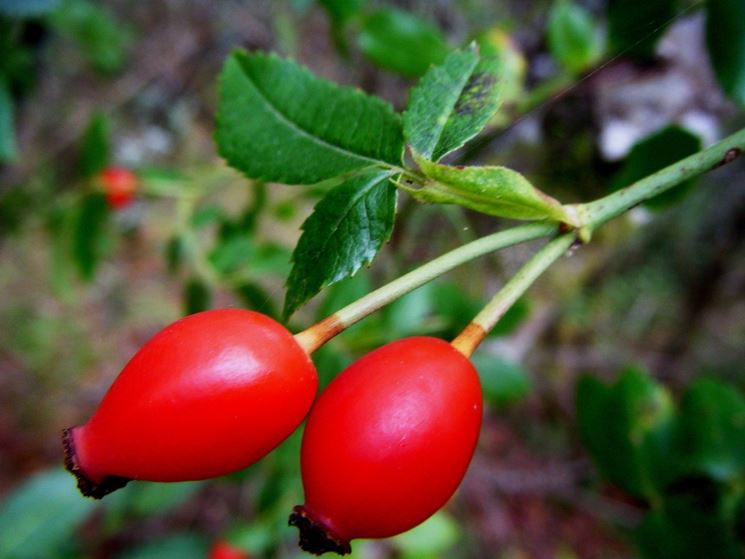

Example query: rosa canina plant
[61,40,745,556]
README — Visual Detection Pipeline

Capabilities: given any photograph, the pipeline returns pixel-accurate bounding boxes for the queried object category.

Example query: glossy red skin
[70,309,317,483]
[100,167,137,209]
[299,337,482,541]
[209,541,250,559]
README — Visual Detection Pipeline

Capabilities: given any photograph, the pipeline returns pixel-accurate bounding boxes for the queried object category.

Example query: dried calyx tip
[62,427,130,499]
[288,505,351,556]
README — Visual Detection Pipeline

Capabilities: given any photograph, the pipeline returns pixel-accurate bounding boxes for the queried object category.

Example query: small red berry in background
[290,337,482,555]
[98,166,138,209]
[63,309,318,499]
[208,540,250,559]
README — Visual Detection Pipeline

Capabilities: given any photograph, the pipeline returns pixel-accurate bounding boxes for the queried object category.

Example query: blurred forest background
[1,0,744,558]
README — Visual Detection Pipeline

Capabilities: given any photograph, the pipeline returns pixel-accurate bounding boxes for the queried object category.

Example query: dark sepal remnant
[289,505,352,556]
[62,427,131,499]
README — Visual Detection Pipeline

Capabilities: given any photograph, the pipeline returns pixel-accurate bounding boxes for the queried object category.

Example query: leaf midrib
[298,170,396,267]
[241,57,398,169]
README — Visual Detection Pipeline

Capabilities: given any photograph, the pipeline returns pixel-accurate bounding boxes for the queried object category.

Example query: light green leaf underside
[405,47,504,161]
[284,168,398,317]
[216,50,404,185]
[412,153,573,223]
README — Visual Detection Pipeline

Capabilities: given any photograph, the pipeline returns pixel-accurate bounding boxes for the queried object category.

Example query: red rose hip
[63,309,317,498]
[209,540,250,559]
[290,337,482,554]
[99,166,137,209]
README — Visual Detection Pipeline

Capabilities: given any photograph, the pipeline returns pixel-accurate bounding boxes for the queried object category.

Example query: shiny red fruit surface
[208,541,250,559]
[64,309,317,498]
[291,337,482,554]
[99,166,137,209]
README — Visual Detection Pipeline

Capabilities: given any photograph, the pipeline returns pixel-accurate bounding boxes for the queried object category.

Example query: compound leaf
[405,46,503,162]
[284,168,397,317]
[217,50,403,185]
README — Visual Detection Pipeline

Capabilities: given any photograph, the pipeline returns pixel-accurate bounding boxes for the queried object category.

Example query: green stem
[452,127,745,355]
[580,128,745,230]
[451,233,575,356]
[293,222,557,353]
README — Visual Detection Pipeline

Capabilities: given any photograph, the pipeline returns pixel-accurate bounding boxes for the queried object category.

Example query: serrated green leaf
[216,50,403,185]
[284,168,397,317]
[412,153,575,224]
[78,112,110,178]
[610,126,702,209]
[0,0,59,17]
[607,0,677,58]
[706,0,745,108]
[357,8,449,77]
[0,77,17,162]
[0,468,97,559]
[405,47,503,161]
[472,353,532,408]
[73,192,111,281]
[547,0,603,74]
[677,378,745,482]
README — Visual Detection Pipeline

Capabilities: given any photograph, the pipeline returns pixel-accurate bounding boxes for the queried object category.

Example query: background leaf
[676,378,745,482]
[547,0,603,74]
[0,77,17,162]
[357,8,449,77]
[217,50,403,185]
[0,468,96,559]
[637,493,743,559]
[610,126,702,209]
[472,353,532,408]
[49,0,132,74]
[706,0,745,108]
[183,277,211,315]
[405,47,503,161]
[576,367,676,499]
[413,154,573,223]
[72,191,112,281]
[78,112,110,178]
[116,534,209,559]
[0,0,59,17]
[390,511,460,558]
[284,168,397,317]
[318,0,363,24]
[607,0,677,58]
